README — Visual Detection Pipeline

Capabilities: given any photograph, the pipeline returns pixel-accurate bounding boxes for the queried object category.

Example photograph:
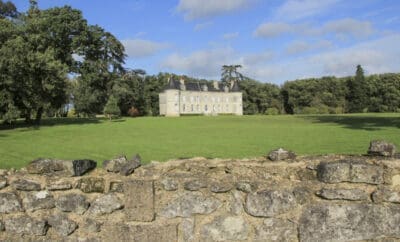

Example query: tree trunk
[35,107,43,124]
[25,110,32,124]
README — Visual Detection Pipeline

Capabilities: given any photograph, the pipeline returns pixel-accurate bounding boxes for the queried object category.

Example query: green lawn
[0,114,399,169]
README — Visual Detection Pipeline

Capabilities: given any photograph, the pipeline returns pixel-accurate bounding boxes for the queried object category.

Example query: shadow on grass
[299,115,400,131]
[0,117,104,131]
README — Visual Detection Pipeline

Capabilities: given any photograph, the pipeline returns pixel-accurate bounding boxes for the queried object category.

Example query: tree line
[1,1,399,125]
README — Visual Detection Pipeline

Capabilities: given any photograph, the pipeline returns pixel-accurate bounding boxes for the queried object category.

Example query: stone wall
[1,150,400,241]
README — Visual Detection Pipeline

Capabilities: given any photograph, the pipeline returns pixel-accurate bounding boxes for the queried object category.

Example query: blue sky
[13,0,400,84]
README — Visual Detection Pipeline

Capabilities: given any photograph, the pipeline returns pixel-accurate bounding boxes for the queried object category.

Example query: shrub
[265,107,279,115]
[127,107,141,117]
[67,109,76,118]
[103,96,121,120]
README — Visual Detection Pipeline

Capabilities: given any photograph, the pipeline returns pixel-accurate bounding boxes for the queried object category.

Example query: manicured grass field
[0,114,399,169]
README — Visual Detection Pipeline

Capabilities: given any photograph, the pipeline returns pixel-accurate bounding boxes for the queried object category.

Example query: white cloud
[122,39,169,58]
[275,0,341,21]
[223,32,239,40]
[253,22,293,38]
[161,48,237,78]
[285,40,333,55]
[242,51,274,65]
[254,18,374,39]
[323,18,374,38]
[176,0,253,20]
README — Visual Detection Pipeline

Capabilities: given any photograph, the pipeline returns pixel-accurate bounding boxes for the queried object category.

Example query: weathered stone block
[372,188,400,203]
[46,179,72,191]
[103,223,177,242]
[245,190,297,217]
[368,140,396,157]
[210,181,233,193]
[26,158,64,174]
[0,192,23,213]
[48,214,78,236]
[88,193,123,215]
[180,218,194,242]
[267,148,296,161]
[55,193,89,214]
[160,192,221,218]
[124,180,154,221]
[236,181,256,193]
[0,220,4,231]
[71,159,97,176]
[4,215,47,236]
[184,179,207,191]
[201,215,249,241]
[109,181,124,193]
[317,160,384,184]
[77,177,105,193]
[254,218,297,242]
[161,178,178,191]
[299,204,400,241]
[103,155,128,172]
[22,190,55,211]
[84,218,102,233]
[317,161,350,183]
[316,188,370,201]
[11,179,41,191]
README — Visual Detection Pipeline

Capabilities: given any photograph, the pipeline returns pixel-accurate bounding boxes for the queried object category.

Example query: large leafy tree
[221,64,243,87]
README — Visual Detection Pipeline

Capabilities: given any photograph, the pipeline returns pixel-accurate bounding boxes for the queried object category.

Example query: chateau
[159,78,243,116]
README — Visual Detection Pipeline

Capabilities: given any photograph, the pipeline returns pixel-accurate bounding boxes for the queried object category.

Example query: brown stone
[124,180,154,221]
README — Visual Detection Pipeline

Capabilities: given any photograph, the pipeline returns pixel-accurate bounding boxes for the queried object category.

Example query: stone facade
[159,78,243,116]
[1,144,400,241]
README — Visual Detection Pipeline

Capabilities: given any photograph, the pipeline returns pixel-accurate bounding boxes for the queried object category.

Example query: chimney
[179,78,186,90]
[213,81,219,90]
[179,78,185,85]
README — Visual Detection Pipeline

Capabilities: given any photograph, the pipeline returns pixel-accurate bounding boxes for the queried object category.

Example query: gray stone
[317,161,350,183]
[317,188,369,201]
[368,140,397,157]
[372,188,400,203]
[119,158,141,176]
[26,158,96,176]
[71,159,97,176]
[88,193,123,215]
[48,214,78,236]
[4,215,47,236]
[84,218,102,232]
[299,203,400,242]
[26,158,65,174]
[267,148,296,161]
[254,218,297,242]
[11,179,41,191]
[236,181,256,193]
[56,193,89,215]
[293,187,312,205]
[103,155,128,172]
[245,189,297,217]
[109,181,124,193]
[0,176,7,189]
[210,181,233,193]
[77,177,105,193]
[201,215,249,241]
[180,218,195,242]
[103,223,177,242]
[0,220,4,231]
[161,178,178,191]
[0,192,23,213]
[184,179,207,191]
[229,190,244,215]
[22,190,55,211]
[160,192,221,218]
[317,160,384,184]
[125,180,155,221]
[46,179,72,191]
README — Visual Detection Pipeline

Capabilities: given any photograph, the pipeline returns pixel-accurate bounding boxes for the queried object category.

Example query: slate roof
[163,78,240,92]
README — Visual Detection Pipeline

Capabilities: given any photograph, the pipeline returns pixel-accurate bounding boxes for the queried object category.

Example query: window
[190,96,194,103]
[213,105,216,112]
[205,105,208,111]
[191,105,194,112]
[197,105,199,111]
[183,104,186,112]
[226,104,229,112]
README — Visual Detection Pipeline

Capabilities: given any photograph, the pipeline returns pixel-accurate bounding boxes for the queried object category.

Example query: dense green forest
[1,1,399,125]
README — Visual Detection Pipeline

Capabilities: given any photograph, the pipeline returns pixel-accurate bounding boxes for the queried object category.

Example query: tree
[103,95,120,120]
[221,65,243,87]
[0,0,18,19]
[346,65,368,113]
